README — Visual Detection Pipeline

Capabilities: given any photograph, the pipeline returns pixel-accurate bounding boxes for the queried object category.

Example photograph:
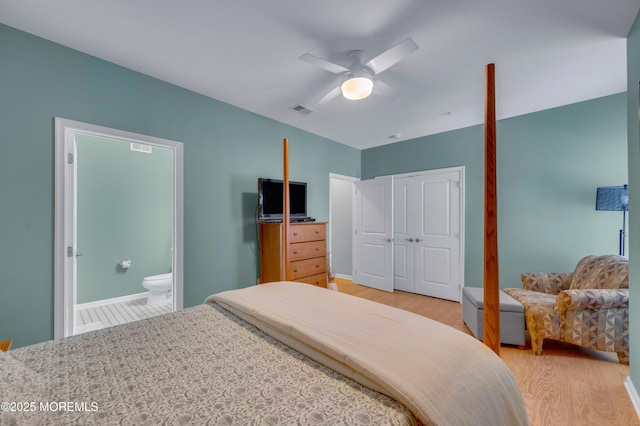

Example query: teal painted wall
[0,24,360,348]
[627,13,640,389]
[76,134,173,304]
[362,93,628,288]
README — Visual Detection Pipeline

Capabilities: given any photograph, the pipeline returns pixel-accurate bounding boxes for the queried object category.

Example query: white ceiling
[1,0,638,149]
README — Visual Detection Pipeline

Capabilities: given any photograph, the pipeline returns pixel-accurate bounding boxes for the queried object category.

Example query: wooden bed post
[283,138,290,281]
[483,64,500,355]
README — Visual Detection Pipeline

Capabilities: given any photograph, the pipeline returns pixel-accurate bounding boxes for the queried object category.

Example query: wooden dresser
[259,222,327,287]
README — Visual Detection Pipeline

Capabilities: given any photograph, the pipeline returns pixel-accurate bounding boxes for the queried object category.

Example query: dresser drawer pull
[293,251,298,255]
[293,232,298,236]
[294,268,298,273]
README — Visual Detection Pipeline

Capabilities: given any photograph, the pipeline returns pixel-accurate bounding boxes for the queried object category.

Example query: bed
[1,282,528,425]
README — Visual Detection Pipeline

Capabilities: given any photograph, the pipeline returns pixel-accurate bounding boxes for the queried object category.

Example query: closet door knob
[405,237,414,242]
[415,238,423,243]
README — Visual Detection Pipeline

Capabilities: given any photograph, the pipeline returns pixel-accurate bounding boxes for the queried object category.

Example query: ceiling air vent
[289,104,314,115]
[130,142,152,154]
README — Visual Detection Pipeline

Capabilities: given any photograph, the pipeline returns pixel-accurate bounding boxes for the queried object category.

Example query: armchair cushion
[504,288,556,309]
[556,288,629,313]
[520,272,573,295]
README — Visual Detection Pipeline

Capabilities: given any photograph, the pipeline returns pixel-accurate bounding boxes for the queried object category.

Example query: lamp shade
[595,184,629,211]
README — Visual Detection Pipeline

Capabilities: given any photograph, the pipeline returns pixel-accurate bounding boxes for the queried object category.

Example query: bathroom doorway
[54,118,184,338]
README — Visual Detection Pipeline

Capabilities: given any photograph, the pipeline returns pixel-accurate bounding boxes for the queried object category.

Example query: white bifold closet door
[394,168,463,301]
[353,167,464,301]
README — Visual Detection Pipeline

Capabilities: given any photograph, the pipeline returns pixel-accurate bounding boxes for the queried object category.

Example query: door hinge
[67,246,73,257]
[67,153,74,164]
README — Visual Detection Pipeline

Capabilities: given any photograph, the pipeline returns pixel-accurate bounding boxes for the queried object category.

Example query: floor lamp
[596,184,629,256]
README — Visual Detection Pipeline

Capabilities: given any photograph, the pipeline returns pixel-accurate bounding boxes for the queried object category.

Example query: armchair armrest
[556,288,629,313]
[521,272,573,294]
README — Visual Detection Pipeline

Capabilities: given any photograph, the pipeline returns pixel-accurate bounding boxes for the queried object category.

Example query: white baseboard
[75,292,147,310]
[625,376,640,419]
[334,273,352,280]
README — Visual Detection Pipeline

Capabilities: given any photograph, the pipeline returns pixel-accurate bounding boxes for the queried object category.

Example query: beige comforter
[208,282,529,426]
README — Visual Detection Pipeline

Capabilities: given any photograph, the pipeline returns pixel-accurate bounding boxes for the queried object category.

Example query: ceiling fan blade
[300,53,350,74]
[315,85,342,104]
[366,37,418,75]
[372,80,400,100]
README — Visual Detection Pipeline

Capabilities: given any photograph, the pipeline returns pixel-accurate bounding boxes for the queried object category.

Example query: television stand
[259,222,327,287]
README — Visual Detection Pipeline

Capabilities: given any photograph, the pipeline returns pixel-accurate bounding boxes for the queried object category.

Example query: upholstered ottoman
[462,287,525,346]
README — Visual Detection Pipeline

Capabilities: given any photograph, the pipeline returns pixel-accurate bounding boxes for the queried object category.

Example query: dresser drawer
[289,224,326,243]
[294,273,327,287]
[288,257,326,280]
[289,240,325,262]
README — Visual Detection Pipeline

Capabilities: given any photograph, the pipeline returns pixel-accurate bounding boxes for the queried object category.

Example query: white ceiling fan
[300,37,418,104]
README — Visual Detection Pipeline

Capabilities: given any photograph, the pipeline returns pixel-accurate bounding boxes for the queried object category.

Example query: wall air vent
[289,104,314,115]
[130,142,153,154]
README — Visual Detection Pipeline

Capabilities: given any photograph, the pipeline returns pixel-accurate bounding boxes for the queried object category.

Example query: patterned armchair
[504,255,629,364]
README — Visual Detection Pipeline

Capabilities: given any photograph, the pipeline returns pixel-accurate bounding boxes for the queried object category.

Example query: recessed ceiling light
[388,134,402,140]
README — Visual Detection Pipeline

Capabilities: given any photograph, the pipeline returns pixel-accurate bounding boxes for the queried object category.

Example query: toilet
[141,272,173,305]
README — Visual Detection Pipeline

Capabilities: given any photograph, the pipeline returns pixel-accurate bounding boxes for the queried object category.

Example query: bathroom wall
[75,133,173,303]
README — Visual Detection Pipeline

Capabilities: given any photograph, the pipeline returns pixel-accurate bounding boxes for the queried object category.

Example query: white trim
[54,117,184,339]
[334,273,353,280]
[625,376,640,419]
[329,173,359,182]
[376,165,465,180]
[75,292,147,310]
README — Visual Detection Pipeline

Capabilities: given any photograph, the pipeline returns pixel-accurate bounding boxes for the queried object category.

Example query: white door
[393,177,415,292]
[414,170,462,301]
[353,176,393,292]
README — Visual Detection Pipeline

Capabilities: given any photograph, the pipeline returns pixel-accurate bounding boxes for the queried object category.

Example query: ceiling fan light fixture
[341,76,373,100]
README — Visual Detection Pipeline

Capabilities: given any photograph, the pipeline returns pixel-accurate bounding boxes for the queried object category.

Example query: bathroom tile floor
[74,297,172,335]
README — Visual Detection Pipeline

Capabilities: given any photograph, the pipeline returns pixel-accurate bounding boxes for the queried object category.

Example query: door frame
[53,118,184,338]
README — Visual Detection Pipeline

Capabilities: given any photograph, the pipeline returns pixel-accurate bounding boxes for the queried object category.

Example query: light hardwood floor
[335,278,638,426]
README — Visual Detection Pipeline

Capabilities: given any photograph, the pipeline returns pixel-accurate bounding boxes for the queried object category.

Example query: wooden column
[483,63,500,355]
[283,138,291,280]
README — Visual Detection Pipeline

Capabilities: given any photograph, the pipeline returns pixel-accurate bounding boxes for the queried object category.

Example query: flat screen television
[258,178,307,221]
